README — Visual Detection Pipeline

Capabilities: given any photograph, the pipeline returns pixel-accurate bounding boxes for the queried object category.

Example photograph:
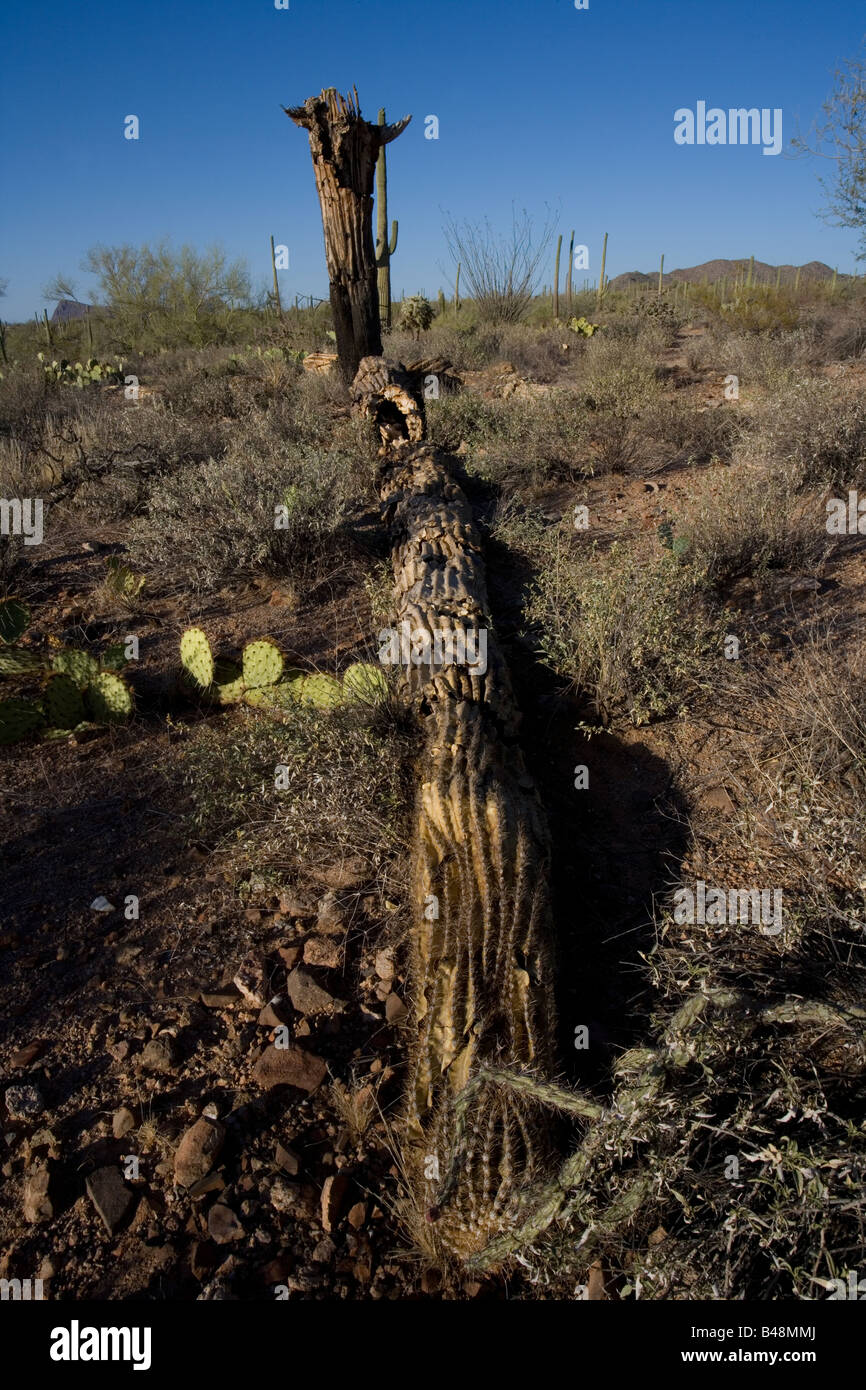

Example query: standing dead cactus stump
[291,90,566,1268]
[285,88,410,382]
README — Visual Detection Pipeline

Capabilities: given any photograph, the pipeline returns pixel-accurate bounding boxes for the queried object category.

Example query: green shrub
[523,534,723,724]
[128,436,371,594]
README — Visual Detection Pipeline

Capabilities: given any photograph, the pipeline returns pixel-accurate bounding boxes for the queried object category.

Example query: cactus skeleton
[353,355,560,1263]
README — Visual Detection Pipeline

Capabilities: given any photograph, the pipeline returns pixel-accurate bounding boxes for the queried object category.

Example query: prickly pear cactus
[0,648,45,675]
[43,673,86,729]
[242,639,284,689]
[343,661,388,705]
[180,627,215,689]
[52,649,101,688]
[0,598,30,645]
[299,673,344,710]
[210,659,247,705]
[243,671,305,709]
[85,671,135,723]
[0,698,45,744]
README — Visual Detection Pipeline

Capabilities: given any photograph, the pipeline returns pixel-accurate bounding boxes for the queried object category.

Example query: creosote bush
[128,435,372,594]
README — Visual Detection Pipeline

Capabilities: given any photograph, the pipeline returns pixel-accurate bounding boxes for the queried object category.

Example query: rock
[312,1236,336,1263]
[701,785,735,815]
[275,1142,301,1176]
[311,857,367,891]
[232,955,267,1010]
[112,1106,135,1139]
[86,1166,135,1235]
[5,1084,45,1121]
[303,936,343,969]
[385,992,408,1023]
[188,1173,226,1200]
[10,1041,46,1069]
[90,896,115,913]
[374,949,395,982]
[286,966,344,1016]
[277,944,301,969]
[421,1267,442,1293]
[208,1203,243,1245]
[190,1239,219,1281]
[316,891,347,935]
[139,1036,177,1074]
[258,997,289,1028]
[253,1044,327,1094]
[23,1164,52,1223]
[201,987,241,1010]
[321,1173,350,1232]
[347,1201,367,1230]
[278,893,316,918]
[174,1116,226,1188]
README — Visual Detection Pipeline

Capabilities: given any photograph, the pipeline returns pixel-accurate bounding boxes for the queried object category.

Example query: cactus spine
[375,108,399,330]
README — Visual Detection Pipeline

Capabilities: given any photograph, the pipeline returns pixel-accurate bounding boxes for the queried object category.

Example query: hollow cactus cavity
[0,698,45,744]
[343,661,388,704]
[242,639,284,689]
[85,671,134,723]
[43,673,87,729]
[180,627,215,689]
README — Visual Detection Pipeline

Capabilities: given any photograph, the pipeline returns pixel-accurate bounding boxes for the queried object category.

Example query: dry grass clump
[180,697,415,892]
[670,463,831,587]
[743,378,866,490]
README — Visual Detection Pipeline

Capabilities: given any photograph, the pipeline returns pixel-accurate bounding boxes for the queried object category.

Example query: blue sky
[0,0,862,321]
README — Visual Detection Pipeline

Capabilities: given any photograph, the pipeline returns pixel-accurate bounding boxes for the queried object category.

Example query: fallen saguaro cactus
[353,356,561,1262]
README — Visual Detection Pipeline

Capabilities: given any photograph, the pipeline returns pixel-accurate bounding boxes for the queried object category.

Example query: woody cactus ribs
[352,358,560,1264]
[285,88,411,381]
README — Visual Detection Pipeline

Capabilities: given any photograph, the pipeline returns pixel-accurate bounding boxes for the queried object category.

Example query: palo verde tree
[793,43,866,260]
[285,87,410,381]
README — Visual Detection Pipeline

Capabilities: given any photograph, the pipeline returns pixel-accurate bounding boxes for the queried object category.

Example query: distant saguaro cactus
[376,107,399,330]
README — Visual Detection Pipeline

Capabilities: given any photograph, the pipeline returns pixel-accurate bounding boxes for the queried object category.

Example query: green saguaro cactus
[376,108,399,330]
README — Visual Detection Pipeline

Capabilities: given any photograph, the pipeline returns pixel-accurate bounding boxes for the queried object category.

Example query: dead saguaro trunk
[353,357,559,1264]
[285,88,410,382]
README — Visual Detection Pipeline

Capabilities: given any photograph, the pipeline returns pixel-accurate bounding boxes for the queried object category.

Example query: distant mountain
[607,259,840,292]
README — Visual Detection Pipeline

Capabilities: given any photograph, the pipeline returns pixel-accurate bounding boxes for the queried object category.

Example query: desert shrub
[520,531,722,724]
[669,464,830,586]
[578,334,662,415]
[428,389,591,485]
[806,300,866,361]
[746,378,866,488]
[643,399,737,468]
[181,699,414,886]
[691,283,799,334]
[128,435,371,593]
[710,327,820,391]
